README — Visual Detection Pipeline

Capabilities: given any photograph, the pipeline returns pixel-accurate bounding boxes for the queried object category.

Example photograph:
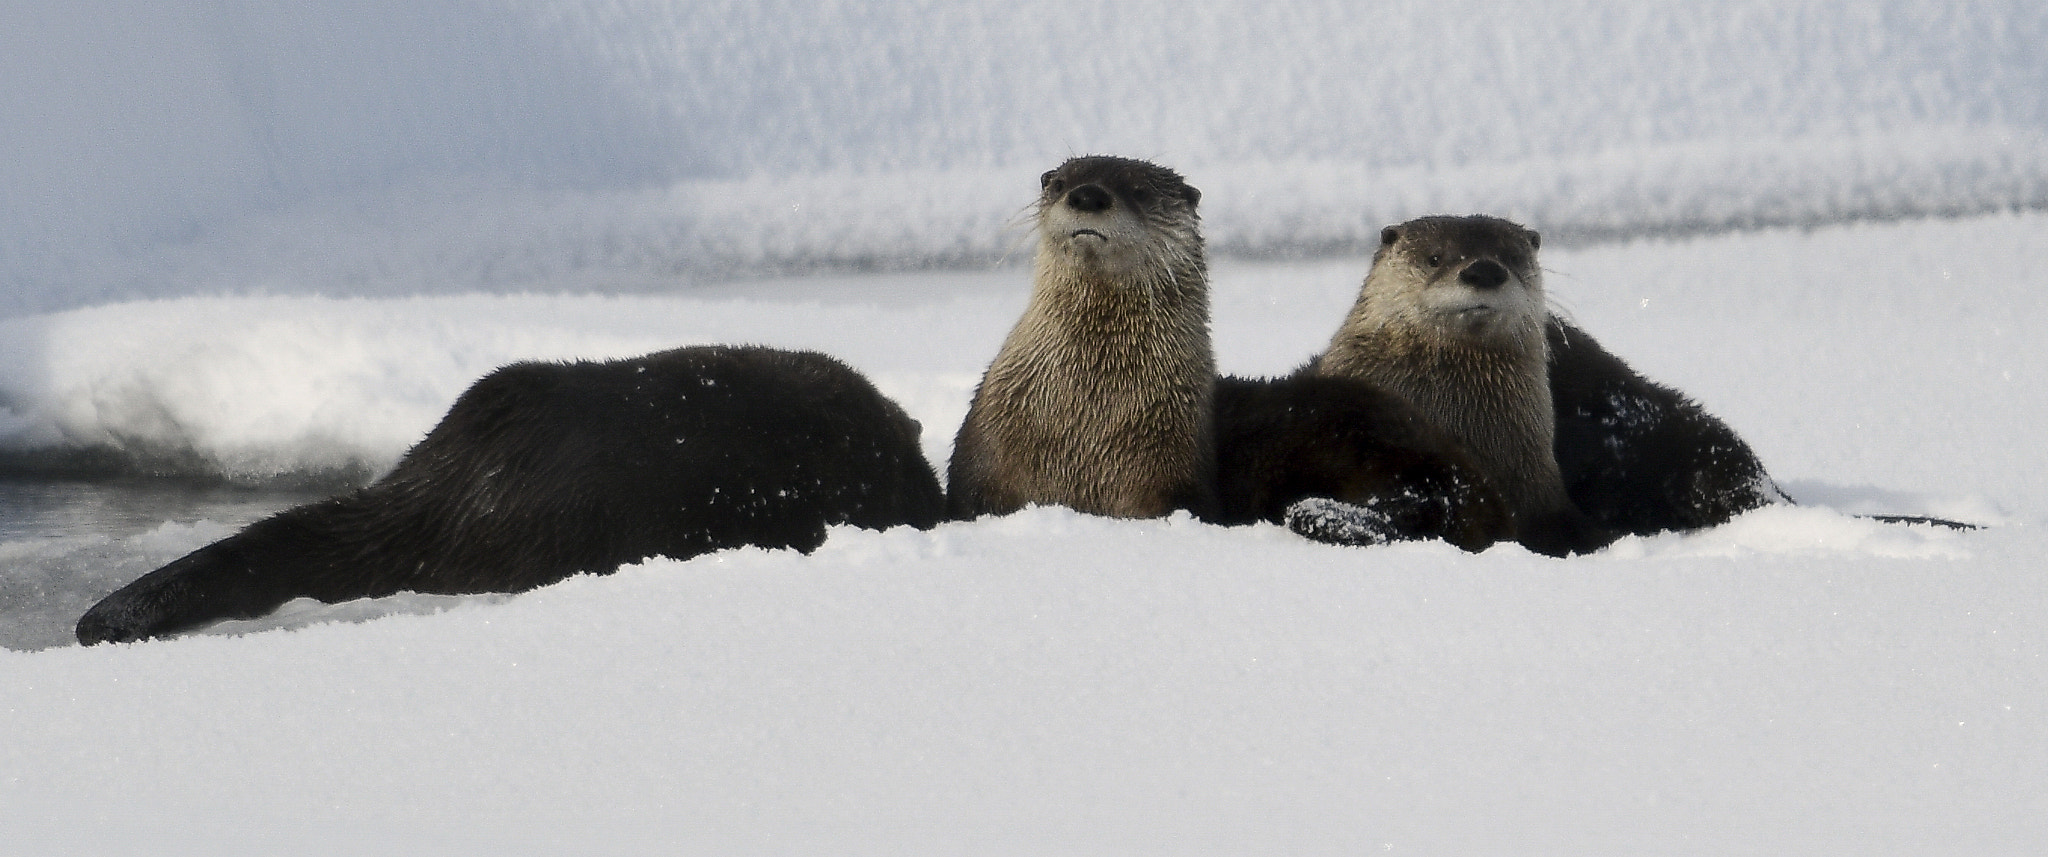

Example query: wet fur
[78,346,945,644]
[1547,317,1786,535]
[948,156,1217,519]
[1317,215,1607,556]
[1212,373,1511,551]
[950,158,1516,551]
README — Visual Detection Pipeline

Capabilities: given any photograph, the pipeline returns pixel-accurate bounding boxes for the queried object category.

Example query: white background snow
[2,1,2045,854]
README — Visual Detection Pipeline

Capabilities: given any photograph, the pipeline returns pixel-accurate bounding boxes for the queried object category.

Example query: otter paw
[1283,497,1403,547]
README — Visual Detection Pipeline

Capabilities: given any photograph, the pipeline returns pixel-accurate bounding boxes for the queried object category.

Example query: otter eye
[1426,254,1443,267]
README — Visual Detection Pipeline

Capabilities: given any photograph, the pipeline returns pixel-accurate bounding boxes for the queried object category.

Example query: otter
[1314,215,1607,556]
[1547,317,1788,536]
[1309,219,1954,541]
[947,156,1218,520]
[1548,319,1982,531]
[949,157,1511,550]
[77,346,946,645]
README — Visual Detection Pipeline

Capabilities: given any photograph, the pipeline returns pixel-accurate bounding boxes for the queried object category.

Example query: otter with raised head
[949,158,1510,550]
[948,156,1218,520]
[1315,215,1607,556]
[78,346,946,644]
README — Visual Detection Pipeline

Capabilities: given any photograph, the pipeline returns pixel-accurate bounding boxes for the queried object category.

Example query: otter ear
[1180,183,1201,207]
[1380,226,1401,246]
[1040,169,1057,189]
[1524,228,1541,251]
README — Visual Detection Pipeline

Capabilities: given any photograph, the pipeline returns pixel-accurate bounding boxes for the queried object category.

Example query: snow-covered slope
[5,1,2045,314]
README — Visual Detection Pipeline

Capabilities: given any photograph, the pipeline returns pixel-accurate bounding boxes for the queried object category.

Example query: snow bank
[6,212,2037,516]
[0,289,1005,484]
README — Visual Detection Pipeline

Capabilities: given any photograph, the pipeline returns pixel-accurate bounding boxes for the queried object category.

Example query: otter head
[1034,156,1204,282]
[1364,215,1546,352]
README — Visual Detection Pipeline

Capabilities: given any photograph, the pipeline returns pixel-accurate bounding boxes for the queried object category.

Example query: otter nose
[1459,259,1510,289]
[1066,184,1112,213]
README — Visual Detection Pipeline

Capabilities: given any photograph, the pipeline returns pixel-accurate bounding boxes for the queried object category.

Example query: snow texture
[3,1,2046,853]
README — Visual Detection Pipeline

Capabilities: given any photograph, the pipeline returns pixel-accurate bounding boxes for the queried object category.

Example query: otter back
[1547,317,1786,535]
[77,346,945,644]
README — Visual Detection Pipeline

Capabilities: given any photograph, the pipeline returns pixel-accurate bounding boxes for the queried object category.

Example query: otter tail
[76,500,396,645]
[76,538,286,645]
[1864,513,1979,530]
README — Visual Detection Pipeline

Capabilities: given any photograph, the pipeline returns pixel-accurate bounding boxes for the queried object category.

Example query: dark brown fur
[1547,317,1785,535]
[1211,372,1511,551]
[78,346,946,644]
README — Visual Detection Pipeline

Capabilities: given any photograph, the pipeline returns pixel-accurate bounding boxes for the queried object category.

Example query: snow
[5,2,2047,314]
[4,509,2040,854]
[4,1,2047,853]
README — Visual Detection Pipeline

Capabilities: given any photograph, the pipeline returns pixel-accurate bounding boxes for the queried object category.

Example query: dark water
[0,479,326,651]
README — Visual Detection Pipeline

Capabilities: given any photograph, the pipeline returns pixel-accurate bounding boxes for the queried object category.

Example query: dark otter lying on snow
[77,346,946,645]
[1547,316,1979,534]
[1546,317,1785,536]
